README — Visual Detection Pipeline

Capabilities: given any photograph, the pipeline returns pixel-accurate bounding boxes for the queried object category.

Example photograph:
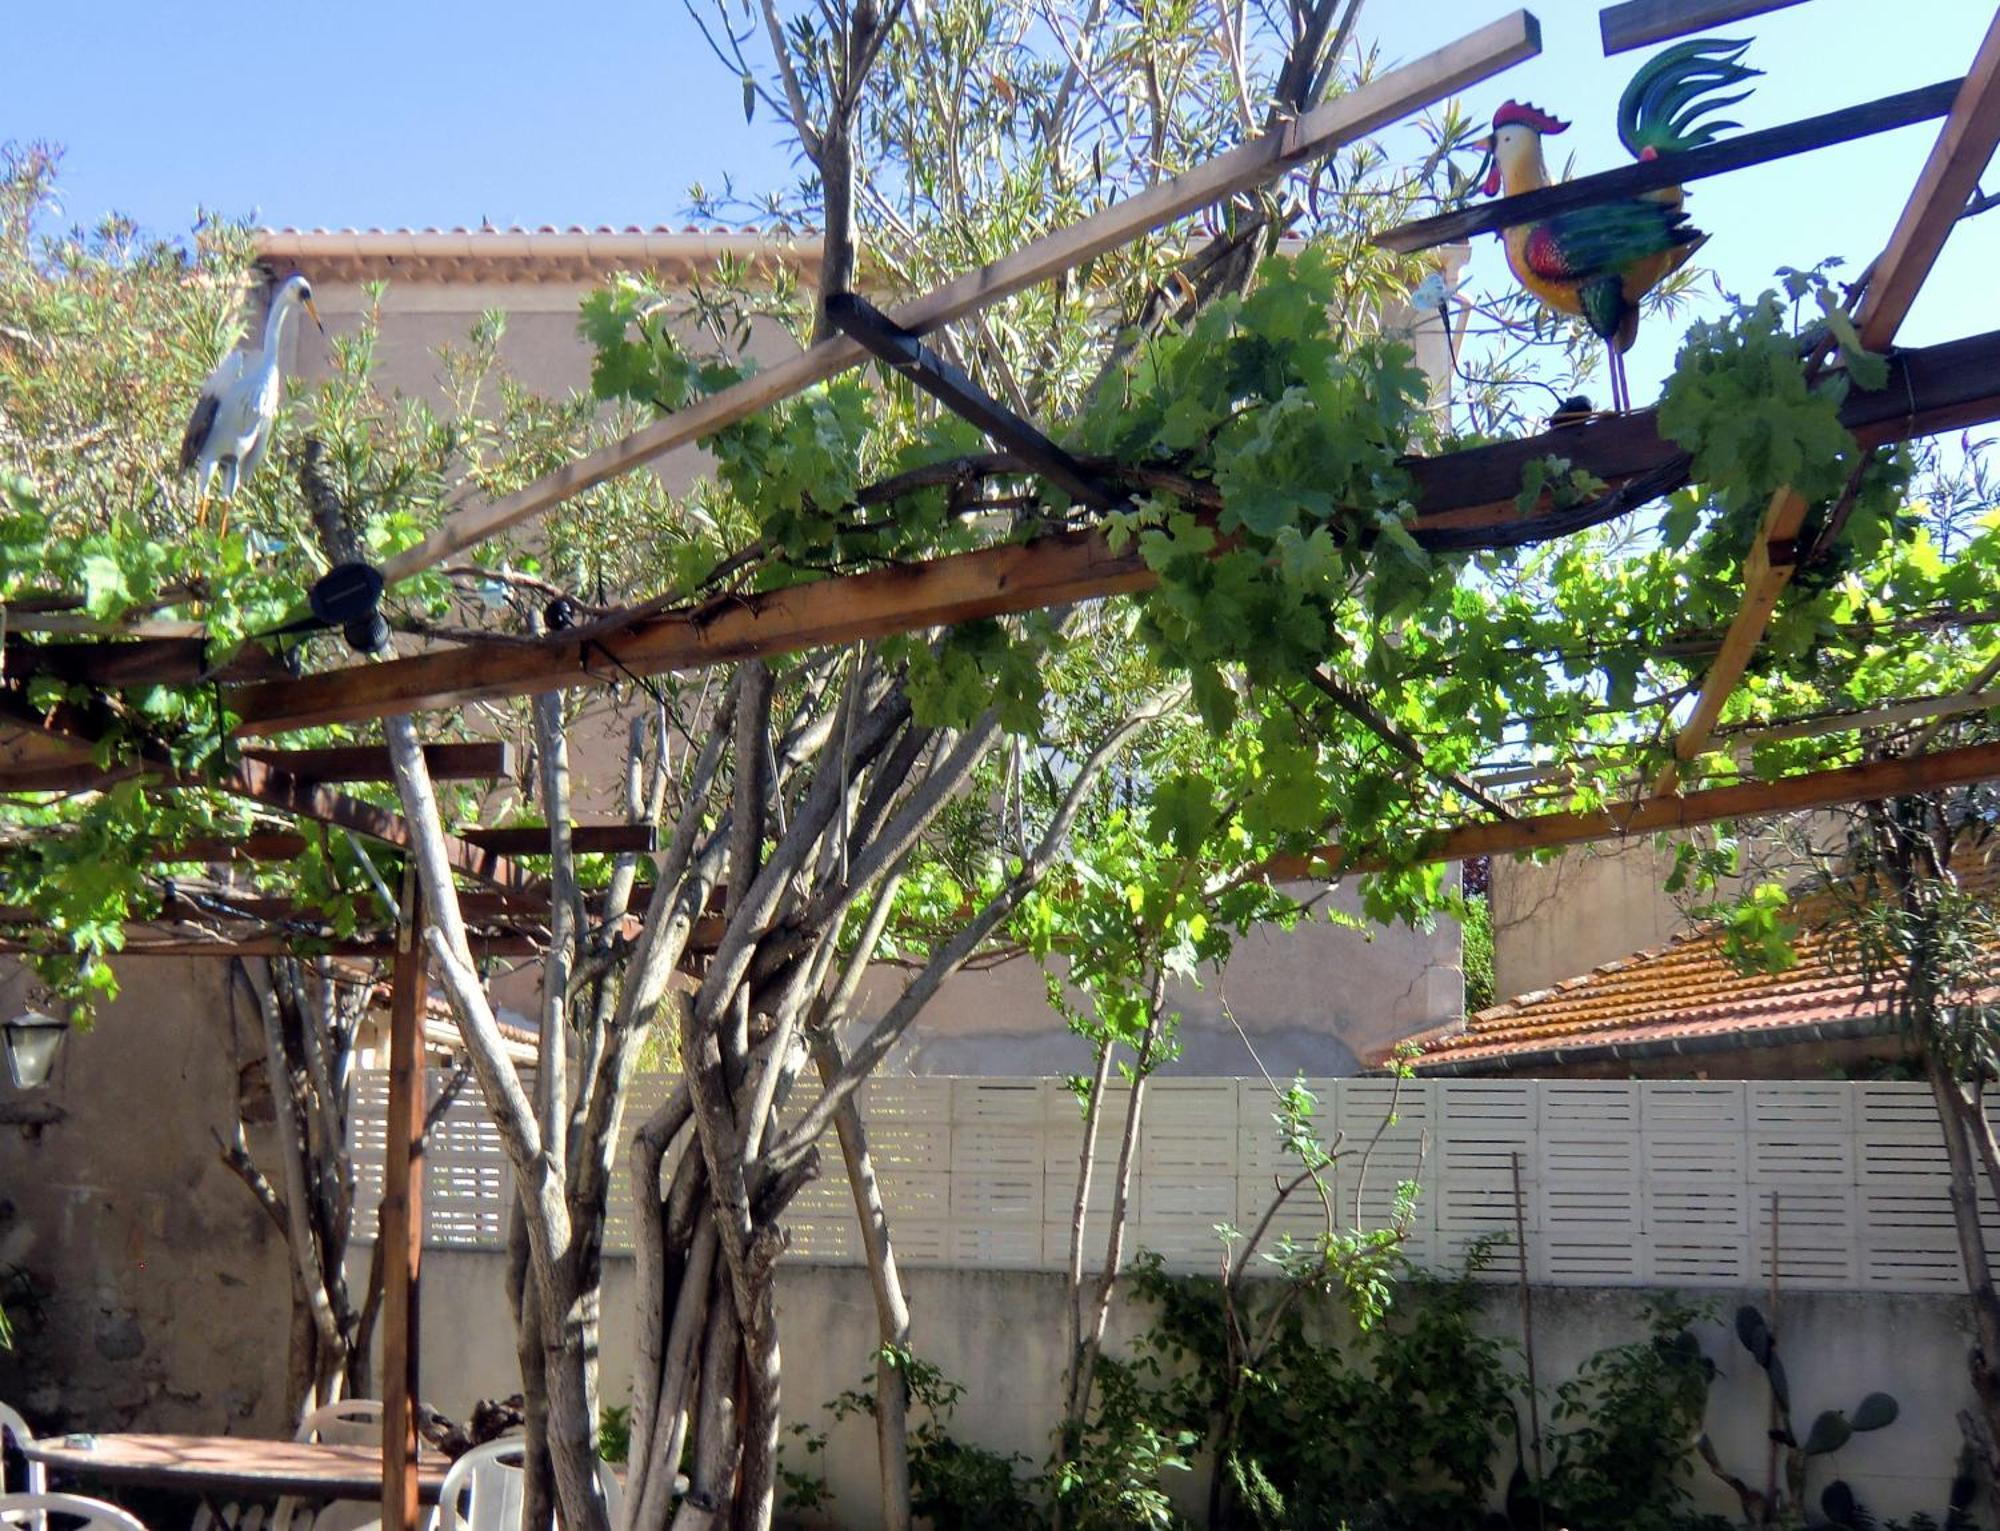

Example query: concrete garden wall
[411,1252,1981,1529]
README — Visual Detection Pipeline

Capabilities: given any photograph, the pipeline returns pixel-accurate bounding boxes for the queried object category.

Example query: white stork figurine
[179,273,323,511]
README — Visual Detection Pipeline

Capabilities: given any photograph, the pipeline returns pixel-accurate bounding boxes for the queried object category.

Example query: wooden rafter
[0,695,540,897]
[162,823,660,862]
[0,742,516,793]
[368,13,1542,585]
[214,327,2000,737]
[1852,8,2000,351]
[1376,78,1962,254]
[238,743,515,783]
[1599,0,1815,55]
[1655,18,2000,796]
[1268,739,2000,880]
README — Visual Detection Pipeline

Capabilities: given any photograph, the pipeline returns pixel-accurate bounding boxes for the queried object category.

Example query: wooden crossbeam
[1655,28,2000,796]
[1375,78,1962,254]
[1852,8,2000,351]
[0,742,513,792]
[371,12,1541,584]
[1268,739,2000,880]
[221,328,2000,737]
[0,693,540,896]
[239,742,515,784]
[0,635,290,686]
[1599,0,1815,55]
[164,823,659,862]
[0,928,547,958]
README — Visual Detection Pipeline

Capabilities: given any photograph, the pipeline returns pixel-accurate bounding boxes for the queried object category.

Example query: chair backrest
[0,1493,148,1531]
[0,1406,45,1497]
[294,1401,384,1447]
[435,1441,620,1531]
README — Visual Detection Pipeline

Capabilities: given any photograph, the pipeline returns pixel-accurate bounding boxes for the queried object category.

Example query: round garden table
[21,1433,450,1507]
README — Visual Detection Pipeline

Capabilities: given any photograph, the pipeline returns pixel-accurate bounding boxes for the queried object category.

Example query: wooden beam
[223,329,2000,737]
[380,876,427,1531]
[163,823,660,862]
[1655,22,2000,794]
[374,12,1542,583]
[0,635,290,686]
[240,743,516,784]
[6,741,512,794]
[1600,0,1815,55]
[225,755,541,896]
[1853,8,2000,350]
[1653,485,1807,795]
[0,692,540,895]
[1375,78,1962,254]
[1269,739,2000,879]
[0,928,547,958]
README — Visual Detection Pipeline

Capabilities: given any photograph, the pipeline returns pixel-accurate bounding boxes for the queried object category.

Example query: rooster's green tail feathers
[1618,37,1760,159]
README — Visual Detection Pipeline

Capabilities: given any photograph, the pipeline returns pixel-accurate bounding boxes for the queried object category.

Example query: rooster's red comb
[1492,100,1570,134]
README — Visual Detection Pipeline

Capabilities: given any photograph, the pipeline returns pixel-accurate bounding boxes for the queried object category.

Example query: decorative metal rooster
[1481,38,1760,412]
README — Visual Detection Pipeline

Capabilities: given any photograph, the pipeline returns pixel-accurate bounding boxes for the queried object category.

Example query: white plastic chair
[0,1404,46,1497]
[270,1402,386,1531]
[435,1440,619,1531]
[0,1493,148,1531]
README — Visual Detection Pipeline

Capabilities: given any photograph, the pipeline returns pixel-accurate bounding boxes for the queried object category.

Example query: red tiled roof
[1398,859,2000,1075]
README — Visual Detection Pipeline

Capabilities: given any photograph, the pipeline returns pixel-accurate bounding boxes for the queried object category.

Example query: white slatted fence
[349,1073,2000,1293]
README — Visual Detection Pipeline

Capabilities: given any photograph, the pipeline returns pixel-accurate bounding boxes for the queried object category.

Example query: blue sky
[5,0,1994,402]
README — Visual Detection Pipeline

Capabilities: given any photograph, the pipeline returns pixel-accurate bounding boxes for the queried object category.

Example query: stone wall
[0,958,292,1435]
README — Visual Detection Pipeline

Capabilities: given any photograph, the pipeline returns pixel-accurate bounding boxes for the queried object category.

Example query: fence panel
[350,1072,1999,1292]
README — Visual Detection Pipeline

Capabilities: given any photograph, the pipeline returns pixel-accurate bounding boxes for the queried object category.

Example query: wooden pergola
[4,3,1999,1526]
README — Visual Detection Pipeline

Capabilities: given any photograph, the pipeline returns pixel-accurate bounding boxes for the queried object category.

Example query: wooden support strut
[380,873,428,1531]
[1598,0,1815,56]
[370,11,1542,582]
[1655,17,2000,796]
[1374,77,1964,255]
[1267,738,2000,880]
[215,327,2000,737]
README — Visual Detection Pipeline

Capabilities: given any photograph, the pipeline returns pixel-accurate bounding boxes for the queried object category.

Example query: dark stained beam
[0,693,540,897]
[0,635,291,687]
[221,328,2000,737]
[1267,740,2000,880]
[1600,0,1815,55]
[241,742,515,783]
[1375,79,1962,254]
[164,823,659,862]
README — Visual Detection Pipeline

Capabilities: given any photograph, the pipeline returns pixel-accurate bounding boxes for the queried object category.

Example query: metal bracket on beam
[824,291,1122,512]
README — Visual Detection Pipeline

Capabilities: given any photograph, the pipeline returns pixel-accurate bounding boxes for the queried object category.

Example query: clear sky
[4,0,1994,403]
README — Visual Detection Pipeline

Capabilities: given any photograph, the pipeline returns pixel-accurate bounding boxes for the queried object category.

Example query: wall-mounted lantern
[3,1011,67,1090]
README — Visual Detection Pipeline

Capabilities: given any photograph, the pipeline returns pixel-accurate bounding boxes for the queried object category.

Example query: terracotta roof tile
[1408,855,2000,1073]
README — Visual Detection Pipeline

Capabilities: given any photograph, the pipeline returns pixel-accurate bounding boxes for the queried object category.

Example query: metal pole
[381,871,429,1531]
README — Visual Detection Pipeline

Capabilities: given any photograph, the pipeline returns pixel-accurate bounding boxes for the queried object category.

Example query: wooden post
[381,873,429,1531]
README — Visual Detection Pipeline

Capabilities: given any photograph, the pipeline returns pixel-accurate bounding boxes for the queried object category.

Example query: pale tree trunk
[610,675,1155,1530]
[1053,966,1168,1529]
[1931,1066,2000,1478]
[386,688,687,1531]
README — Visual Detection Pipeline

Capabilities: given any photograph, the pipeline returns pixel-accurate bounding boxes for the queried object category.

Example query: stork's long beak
[304,296,325,335]
[1476,138,1502,198]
